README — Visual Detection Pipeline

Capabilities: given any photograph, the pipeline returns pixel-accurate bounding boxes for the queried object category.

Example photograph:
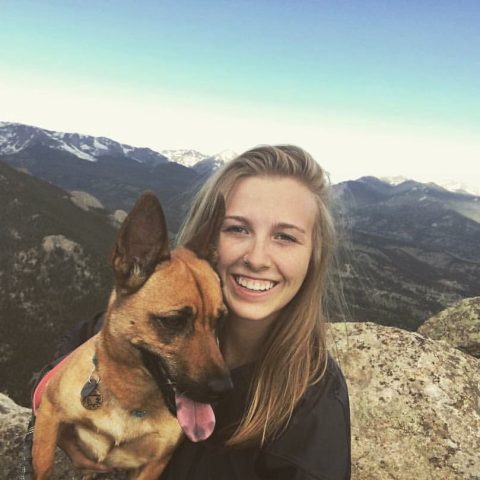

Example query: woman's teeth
[234,275,276,292]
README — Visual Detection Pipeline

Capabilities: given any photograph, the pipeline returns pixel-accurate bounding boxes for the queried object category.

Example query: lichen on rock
[418,296,480,358]
[330,321,480,480]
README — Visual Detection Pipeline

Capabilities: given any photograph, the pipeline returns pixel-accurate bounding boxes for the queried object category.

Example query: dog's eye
[150,314,188,332]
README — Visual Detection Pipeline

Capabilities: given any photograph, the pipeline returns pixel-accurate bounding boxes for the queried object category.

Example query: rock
[330,322,480,480]
[418,297,480,358]
[0,393,126,479]
[0,393,32,478]
[3,323,480,479]
[110,209,128,228]
[42,235,82,255]
[70,191,104,211]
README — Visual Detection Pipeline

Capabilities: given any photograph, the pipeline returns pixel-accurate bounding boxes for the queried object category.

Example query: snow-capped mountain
[161,148,237,170]
[381,175,410,186]
[0,121,169,165]
[0,122,237,171]
[435,180,480,197]
[209,149,237,163]
[192,149,238,176]
[381,175,480,197]
[160,149,208,167]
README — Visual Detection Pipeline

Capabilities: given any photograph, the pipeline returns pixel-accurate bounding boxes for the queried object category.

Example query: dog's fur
[32,192,231,479]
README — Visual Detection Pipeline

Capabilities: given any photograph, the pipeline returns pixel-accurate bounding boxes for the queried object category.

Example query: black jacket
[161,357,351,480]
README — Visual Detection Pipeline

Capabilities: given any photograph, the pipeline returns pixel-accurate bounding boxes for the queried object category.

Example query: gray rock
[0,394,32,479]
[418,296,480,358]
[3,322,480,479]
[331,322,480,480]
[70,191,105,211]
[0,393,125,479]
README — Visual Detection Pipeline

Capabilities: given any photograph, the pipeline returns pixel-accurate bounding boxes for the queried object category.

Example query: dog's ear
[185,194,225,261]
[111,192,170,294]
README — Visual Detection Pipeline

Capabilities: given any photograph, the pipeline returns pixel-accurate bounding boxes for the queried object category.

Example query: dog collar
[80,354,102,410]
[80,353,148,418]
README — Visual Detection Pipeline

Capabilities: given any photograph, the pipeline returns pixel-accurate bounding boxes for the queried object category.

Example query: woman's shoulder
[256,355,351,479]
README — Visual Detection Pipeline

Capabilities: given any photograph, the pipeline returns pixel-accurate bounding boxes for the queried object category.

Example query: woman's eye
[223,225,248,234]
[275,233,297,243]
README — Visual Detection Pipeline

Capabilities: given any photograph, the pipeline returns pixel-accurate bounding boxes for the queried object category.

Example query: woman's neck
[222,314,276,369]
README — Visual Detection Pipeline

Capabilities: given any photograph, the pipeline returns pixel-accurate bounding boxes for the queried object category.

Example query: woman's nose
[243,239,271,270]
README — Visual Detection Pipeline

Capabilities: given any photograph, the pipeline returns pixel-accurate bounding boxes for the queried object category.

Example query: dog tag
[81,379,102,410]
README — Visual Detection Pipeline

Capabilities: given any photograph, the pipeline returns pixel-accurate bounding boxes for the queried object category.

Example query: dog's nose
[207,375,234,394]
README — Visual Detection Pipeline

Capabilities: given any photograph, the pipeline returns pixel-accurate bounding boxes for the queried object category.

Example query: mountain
[0,122,235,231]
[160,149,208,167]
[381,175,480,197]
[192,149,237,177]
[0,121,170,165]
[332,177,480,330]
[0,125,201,233]
[0,160,117,405]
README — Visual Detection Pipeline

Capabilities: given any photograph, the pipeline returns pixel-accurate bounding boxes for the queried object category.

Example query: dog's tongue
[175,394,215,442]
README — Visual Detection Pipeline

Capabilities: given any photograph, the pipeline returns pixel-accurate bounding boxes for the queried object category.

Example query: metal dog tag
[81,379,102,410]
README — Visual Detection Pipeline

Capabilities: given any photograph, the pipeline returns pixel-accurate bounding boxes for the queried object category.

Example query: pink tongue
[175,394,216,442]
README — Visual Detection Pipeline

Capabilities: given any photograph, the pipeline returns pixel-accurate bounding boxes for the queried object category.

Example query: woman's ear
[185,194,225,261]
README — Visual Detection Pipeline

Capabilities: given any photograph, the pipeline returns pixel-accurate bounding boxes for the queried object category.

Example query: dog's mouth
[137,346,216,443]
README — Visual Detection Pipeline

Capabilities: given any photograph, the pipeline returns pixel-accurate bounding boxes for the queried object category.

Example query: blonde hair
[176,145,336,446]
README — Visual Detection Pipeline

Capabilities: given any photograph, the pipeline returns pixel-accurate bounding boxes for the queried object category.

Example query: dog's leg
[32,399,60,480]
[133,455,172,480]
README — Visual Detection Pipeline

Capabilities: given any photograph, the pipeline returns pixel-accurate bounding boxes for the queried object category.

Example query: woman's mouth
[232,275,277,292]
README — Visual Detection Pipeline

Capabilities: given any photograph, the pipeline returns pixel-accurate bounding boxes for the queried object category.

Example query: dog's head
[108,192,231,441]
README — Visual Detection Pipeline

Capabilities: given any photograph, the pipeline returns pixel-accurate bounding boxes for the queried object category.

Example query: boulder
[0,393,32,479]
[418,296,480,358]
[330,321,480,480]
[0,393,125,479]
[2,323,479,479]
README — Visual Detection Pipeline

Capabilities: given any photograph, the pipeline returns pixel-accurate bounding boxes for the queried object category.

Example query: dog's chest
[75,401,182,467]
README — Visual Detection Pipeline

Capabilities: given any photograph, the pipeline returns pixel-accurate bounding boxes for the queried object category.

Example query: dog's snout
[207,375,234,395]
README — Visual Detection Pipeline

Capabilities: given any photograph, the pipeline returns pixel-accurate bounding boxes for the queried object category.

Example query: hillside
[0,160,117,405]
[332,177,480,330]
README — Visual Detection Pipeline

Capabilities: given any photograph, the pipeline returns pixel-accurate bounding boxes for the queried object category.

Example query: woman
[54,144,351,479]
[161,144,351,479]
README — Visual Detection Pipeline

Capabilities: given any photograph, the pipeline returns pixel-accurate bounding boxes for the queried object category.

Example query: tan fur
[32,193,228,479]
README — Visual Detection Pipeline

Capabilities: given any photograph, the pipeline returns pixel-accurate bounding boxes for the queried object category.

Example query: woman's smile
[231,273,278,295]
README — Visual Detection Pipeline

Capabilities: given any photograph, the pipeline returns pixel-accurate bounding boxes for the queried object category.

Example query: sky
[1,0,479,186]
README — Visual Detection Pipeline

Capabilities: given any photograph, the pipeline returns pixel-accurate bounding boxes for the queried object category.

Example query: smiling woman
[171,145,351,479]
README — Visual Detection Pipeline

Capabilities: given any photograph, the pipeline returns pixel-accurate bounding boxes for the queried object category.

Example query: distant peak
[380,176,411,186]
[212,149,237,162]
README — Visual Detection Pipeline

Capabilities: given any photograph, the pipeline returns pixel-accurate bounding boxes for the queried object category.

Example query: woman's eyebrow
[225,216,306,234]
[275,223,306,234]
[224,215,249,223]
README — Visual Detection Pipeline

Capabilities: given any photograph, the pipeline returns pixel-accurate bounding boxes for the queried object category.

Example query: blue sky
[1,0,479,185]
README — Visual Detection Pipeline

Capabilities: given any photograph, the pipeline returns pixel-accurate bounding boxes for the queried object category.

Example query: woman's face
[217,175,317,324]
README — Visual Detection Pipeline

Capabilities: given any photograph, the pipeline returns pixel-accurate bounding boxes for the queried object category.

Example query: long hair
[176,145,336,446]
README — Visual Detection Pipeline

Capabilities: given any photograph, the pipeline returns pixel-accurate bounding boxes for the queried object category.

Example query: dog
[31,192,232,479]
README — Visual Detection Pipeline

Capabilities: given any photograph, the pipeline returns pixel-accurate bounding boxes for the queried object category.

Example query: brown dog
[31,192,231,479]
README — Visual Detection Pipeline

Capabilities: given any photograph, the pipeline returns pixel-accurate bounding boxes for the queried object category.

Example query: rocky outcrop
[330,322,480,480]
[110,209,128,228]
[418,296,480,358]
[70,191,104,211]
[0,394,82,479]
[2,323,479,479]
[0,393,127,479]
[0,394,32,478]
